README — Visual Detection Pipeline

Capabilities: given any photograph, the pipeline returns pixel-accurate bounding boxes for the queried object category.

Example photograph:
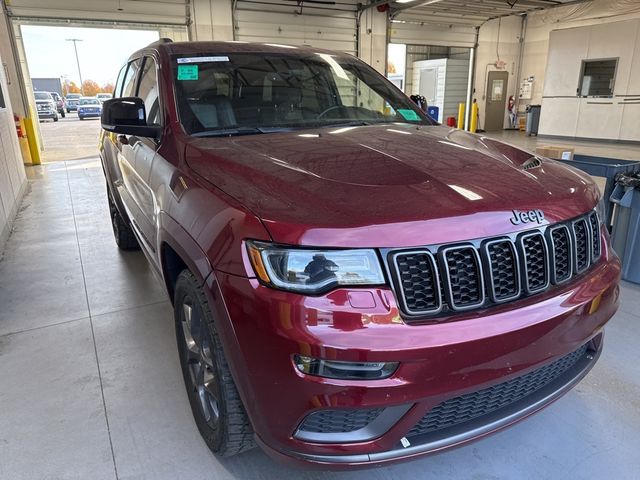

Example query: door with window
[485,71,508,131]
[117,55,161,254]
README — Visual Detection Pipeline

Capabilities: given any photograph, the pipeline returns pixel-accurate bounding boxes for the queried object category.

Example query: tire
[174,270,255,457]
[79,116,84,121]
[107,186,139,250]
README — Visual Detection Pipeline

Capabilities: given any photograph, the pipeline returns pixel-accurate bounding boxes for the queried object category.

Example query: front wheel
[107,186,139,250]
[174,270,255,457]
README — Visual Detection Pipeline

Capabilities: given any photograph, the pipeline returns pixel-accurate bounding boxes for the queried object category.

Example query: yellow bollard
[17,117,33,164]
[23,115,41,165]
[457,103,465,129]
[470,102,479,134]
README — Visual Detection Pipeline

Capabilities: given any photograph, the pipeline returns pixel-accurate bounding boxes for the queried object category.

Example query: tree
[63,81,81,96]
[82,79,101,97]
[101,83,115,94]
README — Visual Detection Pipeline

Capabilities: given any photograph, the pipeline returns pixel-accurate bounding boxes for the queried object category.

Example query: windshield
[67,94,80,99]
[172,52,435,135]
[97,94,111,98]
[80,98,100,105]
[35,92,51,100]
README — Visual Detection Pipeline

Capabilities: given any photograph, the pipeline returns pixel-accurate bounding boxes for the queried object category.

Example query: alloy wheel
[180,299,221,429]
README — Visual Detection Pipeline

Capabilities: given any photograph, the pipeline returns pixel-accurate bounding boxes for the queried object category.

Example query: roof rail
[147,38,173,47]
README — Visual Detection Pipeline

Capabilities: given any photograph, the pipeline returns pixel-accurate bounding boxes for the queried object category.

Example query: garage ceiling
[388,0,588,27]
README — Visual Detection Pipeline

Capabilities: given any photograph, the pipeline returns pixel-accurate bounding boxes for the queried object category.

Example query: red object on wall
[14,114,24,138]
[376,3,390,12]
[446,116,457,127]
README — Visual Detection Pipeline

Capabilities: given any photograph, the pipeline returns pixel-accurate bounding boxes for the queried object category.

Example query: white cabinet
[620,102,640,141]
[541,19,640,141]
[538,97,580,137]
[576,99,624,140]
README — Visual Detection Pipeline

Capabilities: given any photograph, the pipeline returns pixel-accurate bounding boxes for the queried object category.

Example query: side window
[137,57,160,125]
[121,58,142,97]
[113,64,127,98]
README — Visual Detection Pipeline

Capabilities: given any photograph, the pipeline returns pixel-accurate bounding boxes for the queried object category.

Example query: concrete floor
[1,125,640,478]
[39,114,101,163]
[485,130,640,162]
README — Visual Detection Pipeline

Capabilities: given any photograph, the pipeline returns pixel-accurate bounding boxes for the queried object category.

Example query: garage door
[4,0,188,26]
[389,21,476,48]
[234,0,358,55]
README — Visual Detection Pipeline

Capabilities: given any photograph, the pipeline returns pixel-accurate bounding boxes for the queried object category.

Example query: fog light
[294,355,398,380]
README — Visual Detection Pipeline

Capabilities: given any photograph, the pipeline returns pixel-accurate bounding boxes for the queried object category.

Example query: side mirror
[101,97,161,138]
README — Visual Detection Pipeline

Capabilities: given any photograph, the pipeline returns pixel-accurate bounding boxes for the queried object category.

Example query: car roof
[131,40,355,61]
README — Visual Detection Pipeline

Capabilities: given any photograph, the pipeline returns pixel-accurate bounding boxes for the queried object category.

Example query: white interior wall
[521,1,640,106]
[538,19,640,141]
[358,8,387,75]
[472,15,522,131]
[190,0,233,41]
[474,0,640,137]
[0,53,27,252]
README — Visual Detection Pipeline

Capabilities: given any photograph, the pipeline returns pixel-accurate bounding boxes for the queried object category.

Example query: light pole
[66,38,84,95]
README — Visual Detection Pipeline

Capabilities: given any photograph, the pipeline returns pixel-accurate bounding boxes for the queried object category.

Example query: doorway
[485,70,508,131]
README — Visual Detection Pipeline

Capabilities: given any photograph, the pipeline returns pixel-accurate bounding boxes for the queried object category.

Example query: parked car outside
[96,93,113,103]
[65,93,81,112]
[49,92,66,118]
[99,41,621,469]
[77,97,102,120]
[34,91,58,122]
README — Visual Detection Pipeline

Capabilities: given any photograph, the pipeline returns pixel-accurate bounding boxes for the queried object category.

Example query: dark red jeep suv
[99,39,620,468]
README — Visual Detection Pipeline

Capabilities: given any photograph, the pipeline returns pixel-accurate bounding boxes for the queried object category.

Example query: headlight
[247,241,385,294]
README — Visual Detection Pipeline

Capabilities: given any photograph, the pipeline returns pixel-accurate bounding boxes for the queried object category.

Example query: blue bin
[427,106,439,122]
[561,155,640,229]
[610,183,640,284]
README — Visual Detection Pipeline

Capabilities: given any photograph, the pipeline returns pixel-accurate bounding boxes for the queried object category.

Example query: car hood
[36,99,52,105]
[185,124,599,247]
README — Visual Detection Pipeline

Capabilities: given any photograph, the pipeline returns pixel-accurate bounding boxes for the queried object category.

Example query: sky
[21,25,159,87]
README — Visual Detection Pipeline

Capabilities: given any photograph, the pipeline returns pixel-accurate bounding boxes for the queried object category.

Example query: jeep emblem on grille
[510,209,545,225]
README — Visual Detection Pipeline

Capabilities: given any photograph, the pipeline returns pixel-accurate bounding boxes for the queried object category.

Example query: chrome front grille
[389,211,602,320]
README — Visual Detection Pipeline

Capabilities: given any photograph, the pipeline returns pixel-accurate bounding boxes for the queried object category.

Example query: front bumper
[37,110,56,119]
[208,251,620,468]
[78,111,101,118]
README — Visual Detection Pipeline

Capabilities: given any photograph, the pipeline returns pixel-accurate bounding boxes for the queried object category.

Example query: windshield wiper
[192,127,293,137]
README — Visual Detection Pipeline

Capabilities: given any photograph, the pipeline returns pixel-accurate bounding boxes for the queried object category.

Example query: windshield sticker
[177,64,199,81]
[177,56,230,64]
[397,109,420,121]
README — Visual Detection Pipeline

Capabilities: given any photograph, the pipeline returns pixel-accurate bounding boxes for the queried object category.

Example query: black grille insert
[520,233,549,293]
[393,251,441,314]
[485,240,519,302]
[407,344,589,438]
[588,212,601,261]
[298,408,384,434]
[442,247,483,309]
[573,219,590,273]
[550,226,572,283]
